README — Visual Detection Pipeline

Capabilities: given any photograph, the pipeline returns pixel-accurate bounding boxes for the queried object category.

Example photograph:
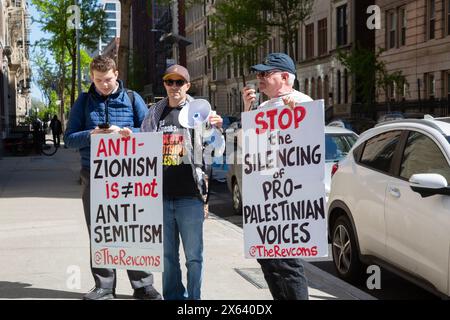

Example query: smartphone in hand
[98,123,111,129]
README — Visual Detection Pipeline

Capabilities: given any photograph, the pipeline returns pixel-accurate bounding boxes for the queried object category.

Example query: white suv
[328,117,450,298]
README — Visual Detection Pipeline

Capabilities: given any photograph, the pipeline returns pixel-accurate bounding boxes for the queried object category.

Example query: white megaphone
[178,99,211,129]
[178,99,225,155]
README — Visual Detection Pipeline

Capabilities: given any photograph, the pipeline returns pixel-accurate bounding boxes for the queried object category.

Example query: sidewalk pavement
[0,147,375,300]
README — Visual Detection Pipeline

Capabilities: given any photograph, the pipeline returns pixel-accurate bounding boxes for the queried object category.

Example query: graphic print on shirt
[159,118,188,166]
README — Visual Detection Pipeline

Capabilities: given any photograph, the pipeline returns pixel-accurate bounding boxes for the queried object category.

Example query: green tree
[209,0,269,82]
[32,0,106,126]
[337,46,408,115]
[209,0,313,89]
[259,0,313,56]
[32,46,58,106]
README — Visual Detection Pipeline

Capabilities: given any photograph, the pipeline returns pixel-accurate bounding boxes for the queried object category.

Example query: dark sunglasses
[164,79,186,86]
[256,70,282,78]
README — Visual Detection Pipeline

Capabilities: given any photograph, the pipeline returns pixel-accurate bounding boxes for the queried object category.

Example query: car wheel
[331,215,364,283]
[232,180,242,215]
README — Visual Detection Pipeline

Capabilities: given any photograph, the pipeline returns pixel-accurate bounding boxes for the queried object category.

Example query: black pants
[257,258,309,300]
[52,132,60,147]
[80,168,154,290]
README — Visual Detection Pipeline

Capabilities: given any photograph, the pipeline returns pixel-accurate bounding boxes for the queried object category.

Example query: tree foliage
[259,0,313,56]
[209,0,313,81]
[32,0,106,126]
[337,45,408,109]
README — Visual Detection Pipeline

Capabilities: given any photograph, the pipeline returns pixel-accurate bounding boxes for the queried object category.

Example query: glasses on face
[256,70,282,78]
[164,79,186,87]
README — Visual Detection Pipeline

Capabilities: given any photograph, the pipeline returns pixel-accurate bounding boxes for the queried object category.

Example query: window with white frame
[388,10,397,49]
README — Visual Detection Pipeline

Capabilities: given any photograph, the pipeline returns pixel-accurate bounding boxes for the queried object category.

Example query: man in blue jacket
[64,55,161,300]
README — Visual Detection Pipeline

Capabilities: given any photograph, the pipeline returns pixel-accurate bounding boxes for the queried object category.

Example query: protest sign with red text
[90,132,163,271]
[242,100,328,259]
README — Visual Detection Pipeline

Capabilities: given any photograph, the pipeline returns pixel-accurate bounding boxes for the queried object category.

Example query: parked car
[377,111,405,123]
[328,117,450,298]
[327,117,376,135]
[221,115,239,131]
[226,125,358,215]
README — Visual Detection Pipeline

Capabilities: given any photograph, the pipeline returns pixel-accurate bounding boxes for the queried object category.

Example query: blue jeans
[163,197,204,300]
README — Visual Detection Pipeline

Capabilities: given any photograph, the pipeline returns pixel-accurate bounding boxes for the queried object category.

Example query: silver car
[226,125,358,214]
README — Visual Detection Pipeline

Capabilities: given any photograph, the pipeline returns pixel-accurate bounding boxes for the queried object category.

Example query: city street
[0,147,374,300]
[209,178,441,300]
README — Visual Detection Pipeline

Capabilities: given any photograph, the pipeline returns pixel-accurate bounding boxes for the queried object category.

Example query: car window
[325,134,358,162]
[400,131,450,185]
[359,131,402,173]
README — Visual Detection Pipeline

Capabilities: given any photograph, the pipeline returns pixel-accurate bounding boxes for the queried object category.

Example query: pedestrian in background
[49,115,62,147]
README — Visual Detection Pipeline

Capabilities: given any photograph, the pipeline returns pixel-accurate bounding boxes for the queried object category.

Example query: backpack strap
[126,89,135,107]
[125,89,139,127]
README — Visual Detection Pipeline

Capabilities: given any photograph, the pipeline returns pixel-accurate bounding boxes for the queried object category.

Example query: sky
[29,1,50,101]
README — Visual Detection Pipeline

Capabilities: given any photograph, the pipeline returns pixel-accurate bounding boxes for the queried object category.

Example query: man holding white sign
[241,53,327,300]
[64,56,161,300]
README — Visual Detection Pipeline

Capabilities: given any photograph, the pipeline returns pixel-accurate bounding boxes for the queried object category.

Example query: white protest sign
[90,132,163,271]
[242,100,328,259]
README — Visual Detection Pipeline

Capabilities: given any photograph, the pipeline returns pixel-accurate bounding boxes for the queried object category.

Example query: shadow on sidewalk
[0,282,134,300]
[0,282,83,299]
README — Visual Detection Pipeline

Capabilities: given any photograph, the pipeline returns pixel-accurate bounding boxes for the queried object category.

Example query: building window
[447,72,450,97]
[105,3,116,11]
[324,75,330,106]
[337,70,341,104]
[318,18,327,56]
[317,77,323,99]
[233,55,238,78]
[337,5,347,46]
[294,29,299,61]
[344,69,348,103]
[305,23,314,59]
[428,0,435,40]
[311,78,316,100]
[212,57,217,81]
[447,0,450,36]
[227,55,231,79]
[387,10,397,49]
[304,79,309,96]
[399,7,406,46]
[425,73,435,98]
[106,12,116,20]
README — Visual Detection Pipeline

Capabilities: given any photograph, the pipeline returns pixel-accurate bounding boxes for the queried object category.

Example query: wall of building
[376,0,450,103]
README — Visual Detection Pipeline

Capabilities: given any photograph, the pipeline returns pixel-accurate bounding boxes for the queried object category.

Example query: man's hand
[208,113,223,128]
[242,86,257,112]
[282,95,296,110]
[90,125,132,138]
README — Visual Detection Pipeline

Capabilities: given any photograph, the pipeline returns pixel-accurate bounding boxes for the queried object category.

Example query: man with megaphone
[141,64,223,300]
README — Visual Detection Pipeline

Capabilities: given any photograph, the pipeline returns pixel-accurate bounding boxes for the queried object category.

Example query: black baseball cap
[251,53,296,75]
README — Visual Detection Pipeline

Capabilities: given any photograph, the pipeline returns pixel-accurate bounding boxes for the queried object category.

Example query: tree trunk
[59,61,66,132]
[118,0,132,86]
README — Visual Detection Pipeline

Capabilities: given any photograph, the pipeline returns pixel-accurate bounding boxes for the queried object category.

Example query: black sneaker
[83,287,115,300]
[133,285,162,300]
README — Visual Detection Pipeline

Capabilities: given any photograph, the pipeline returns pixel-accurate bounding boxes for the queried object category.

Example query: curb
[208,212,377,300]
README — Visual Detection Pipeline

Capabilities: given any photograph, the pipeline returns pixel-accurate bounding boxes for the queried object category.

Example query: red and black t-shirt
[158,106,199,197]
